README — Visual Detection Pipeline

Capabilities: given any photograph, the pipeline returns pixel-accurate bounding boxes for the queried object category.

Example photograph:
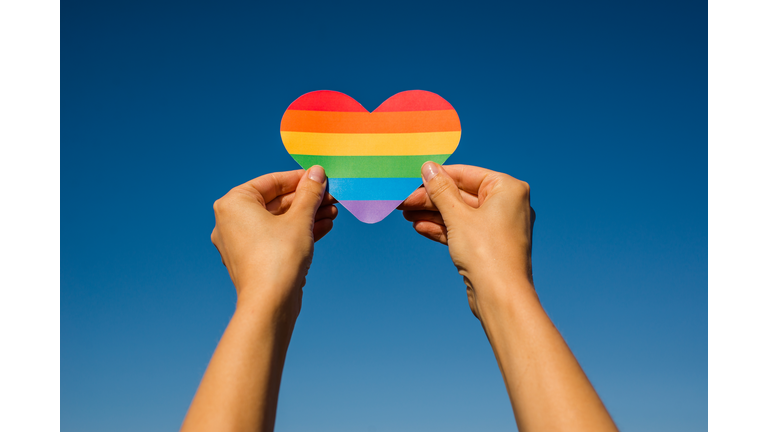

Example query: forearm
[181,294,297,432]
[475,275,617,432]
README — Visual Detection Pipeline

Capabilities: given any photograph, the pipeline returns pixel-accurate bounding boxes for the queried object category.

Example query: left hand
[210,166,337,314]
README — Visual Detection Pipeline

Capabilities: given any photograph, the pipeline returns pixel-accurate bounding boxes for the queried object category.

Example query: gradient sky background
[62,0,706,430]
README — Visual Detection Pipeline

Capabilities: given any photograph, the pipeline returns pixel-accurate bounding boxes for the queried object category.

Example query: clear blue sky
[62,0,706,430]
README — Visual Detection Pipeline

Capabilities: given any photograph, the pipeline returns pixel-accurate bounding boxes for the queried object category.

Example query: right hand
[399,163,536,321]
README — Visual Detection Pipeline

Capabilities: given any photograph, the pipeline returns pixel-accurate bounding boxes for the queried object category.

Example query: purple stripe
[339,200,403,224]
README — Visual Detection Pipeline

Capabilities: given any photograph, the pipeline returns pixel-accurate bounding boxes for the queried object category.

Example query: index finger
[235,169,306,205]
[398,186,479,211]
[441,165,503,196]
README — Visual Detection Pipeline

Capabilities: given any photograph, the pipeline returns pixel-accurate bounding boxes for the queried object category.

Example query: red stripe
[286,90,368,112]
[374,90,455,112]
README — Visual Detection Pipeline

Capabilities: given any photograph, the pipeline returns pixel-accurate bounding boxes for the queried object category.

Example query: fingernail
[308,165,326,184]
[422,162,439,183]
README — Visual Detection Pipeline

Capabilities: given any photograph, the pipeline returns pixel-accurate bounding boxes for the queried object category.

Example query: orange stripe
[280,110,461,134]
[281,131,461,156]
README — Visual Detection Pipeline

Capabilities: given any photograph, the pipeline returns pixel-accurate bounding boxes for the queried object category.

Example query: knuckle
[300,183,324,201]
[429,175,453,200]
[213,195,232,214]
[212,198,224,214]
[511,180,530,201]
[213,188,248,215]
[487,173,509,190]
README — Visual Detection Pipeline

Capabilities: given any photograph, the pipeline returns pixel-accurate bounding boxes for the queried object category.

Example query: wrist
[469,272,540,326]
[235,283,302,327]
[460,248,533,292]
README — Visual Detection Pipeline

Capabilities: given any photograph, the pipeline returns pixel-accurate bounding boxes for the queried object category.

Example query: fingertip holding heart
[280,90,461,223]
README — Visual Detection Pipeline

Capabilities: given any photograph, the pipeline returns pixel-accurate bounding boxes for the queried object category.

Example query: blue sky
[62,0,706,430]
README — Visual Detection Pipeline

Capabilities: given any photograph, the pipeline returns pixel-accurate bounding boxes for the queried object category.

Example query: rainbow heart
[280,90,461,223]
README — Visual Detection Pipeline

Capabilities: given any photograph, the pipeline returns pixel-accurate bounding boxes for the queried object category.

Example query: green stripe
[290,154,452,178]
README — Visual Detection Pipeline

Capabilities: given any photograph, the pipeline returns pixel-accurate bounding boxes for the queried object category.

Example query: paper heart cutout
[280,90,461,223]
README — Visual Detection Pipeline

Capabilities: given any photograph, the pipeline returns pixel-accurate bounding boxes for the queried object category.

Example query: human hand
[399,163,535,321]
[400,165,619,432]
[210,166,337,315]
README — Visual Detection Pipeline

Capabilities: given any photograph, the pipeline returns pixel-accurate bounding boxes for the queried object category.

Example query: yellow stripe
[281,131,461,156]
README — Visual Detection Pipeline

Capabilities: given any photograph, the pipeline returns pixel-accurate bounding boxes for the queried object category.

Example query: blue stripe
[329,178,424,201]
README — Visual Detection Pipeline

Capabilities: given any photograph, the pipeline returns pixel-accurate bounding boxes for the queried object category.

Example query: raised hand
[399,163,535,320]
[210,166,337,308]
[400,163,617,432]
[183,166,336,432]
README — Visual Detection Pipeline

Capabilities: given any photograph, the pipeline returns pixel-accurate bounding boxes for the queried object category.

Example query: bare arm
[181,298,294,431]
[400,163,618,432]
[181,167,336,432]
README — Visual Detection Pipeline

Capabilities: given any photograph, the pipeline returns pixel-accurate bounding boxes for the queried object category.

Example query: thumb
[289,165,328,221]
[421,161,465,218]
